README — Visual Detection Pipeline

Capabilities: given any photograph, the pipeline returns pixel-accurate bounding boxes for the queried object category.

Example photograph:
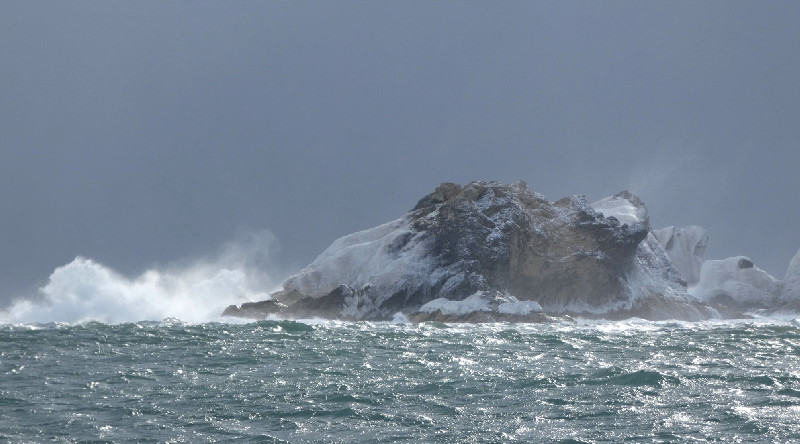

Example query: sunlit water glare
[3,318,800,442]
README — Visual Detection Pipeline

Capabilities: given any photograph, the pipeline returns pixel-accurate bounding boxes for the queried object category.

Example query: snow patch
[591,193,646,227]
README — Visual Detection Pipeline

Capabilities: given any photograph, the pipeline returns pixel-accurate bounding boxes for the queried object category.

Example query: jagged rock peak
[413,182,463,210]
[413,180,548,213]
[591,190,650,231]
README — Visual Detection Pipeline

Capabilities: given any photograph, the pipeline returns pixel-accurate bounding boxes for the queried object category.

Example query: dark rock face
[222,300,282,319]
[410,183,649,313]
[223,181,709,322]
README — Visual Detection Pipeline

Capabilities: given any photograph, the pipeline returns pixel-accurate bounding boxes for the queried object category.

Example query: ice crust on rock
[787,248,800,281]
[652,225,709,286]
[690,256,780,309]
[782,248,800,301]
[419,291,544,317]
[283,217,431,299]
[419,292,492,316]
[616,233,712,321]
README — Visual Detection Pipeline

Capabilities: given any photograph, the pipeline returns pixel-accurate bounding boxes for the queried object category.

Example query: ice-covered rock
[419,292,493,316]
[408,291,550,323]
[612,233,713,321]
[652,225,709,286]
[787,249,800,281]
[415,291,544,317]
[783,248,800,301]
[690,256,780,310]
[223,181,714,322]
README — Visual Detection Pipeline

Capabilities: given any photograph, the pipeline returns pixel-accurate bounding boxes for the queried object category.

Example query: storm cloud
[1,1,799,306]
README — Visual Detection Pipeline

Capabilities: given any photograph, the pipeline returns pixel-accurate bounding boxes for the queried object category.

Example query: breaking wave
[1,231,282,324]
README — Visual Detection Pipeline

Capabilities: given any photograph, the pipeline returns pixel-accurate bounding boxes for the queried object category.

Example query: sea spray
[1,230,283,324]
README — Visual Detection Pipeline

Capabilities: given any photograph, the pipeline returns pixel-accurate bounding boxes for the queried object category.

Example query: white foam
[391,312,410,323]
[1,231,281,324]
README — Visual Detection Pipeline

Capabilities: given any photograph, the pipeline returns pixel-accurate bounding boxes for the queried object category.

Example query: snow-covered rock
[416,291,543,317]
[279,217,434,318]
[613,233,713,321]
[690,256,780,309]
[652,225,709,286]
[783,248,800,301]
[787,249,800,281]
[224,181,714,322]
[419,292,493,316]
[591,191,649,229]
[409,291,549,322]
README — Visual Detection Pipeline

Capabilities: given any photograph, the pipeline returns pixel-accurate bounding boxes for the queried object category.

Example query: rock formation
[652,226,709,286]
[224,181,714,322]
[784,248,800,301]
[690,256,780,312]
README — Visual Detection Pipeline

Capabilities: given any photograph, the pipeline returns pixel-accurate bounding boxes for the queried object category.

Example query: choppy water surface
[3,318,800,442]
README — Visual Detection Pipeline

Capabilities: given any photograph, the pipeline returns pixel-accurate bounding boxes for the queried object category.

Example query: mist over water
[0,230,282,324]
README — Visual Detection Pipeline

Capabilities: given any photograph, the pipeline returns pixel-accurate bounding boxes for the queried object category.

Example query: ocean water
[3,318,800,443]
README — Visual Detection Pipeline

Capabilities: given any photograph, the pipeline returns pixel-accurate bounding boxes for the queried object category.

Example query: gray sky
[2,1,799,306]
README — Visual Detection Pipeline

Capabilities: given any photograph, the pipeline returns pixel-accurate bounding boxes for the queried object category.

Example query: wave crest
[2,231,281,324]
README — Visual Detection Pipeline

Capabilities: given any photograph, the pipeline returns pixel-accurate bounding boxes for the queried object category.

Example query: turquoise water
[3,318,800,442]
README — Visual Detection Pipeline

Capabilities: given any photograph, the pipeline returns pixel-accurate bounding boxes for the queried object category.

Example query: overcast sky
[1,1,799,306]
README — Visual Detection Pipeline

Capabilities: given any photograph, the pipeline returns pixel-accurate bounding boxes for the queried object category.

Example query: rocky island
[223,181,800,322]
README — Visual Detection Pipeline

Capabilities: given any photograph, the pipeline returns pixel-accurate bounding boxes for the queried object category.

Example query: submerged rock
[222,300,283,319]
[224,181,715,322]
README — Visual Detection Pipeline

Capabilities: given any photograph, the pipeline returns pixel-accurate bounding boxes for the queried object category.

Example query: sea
[3,317,800,443]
